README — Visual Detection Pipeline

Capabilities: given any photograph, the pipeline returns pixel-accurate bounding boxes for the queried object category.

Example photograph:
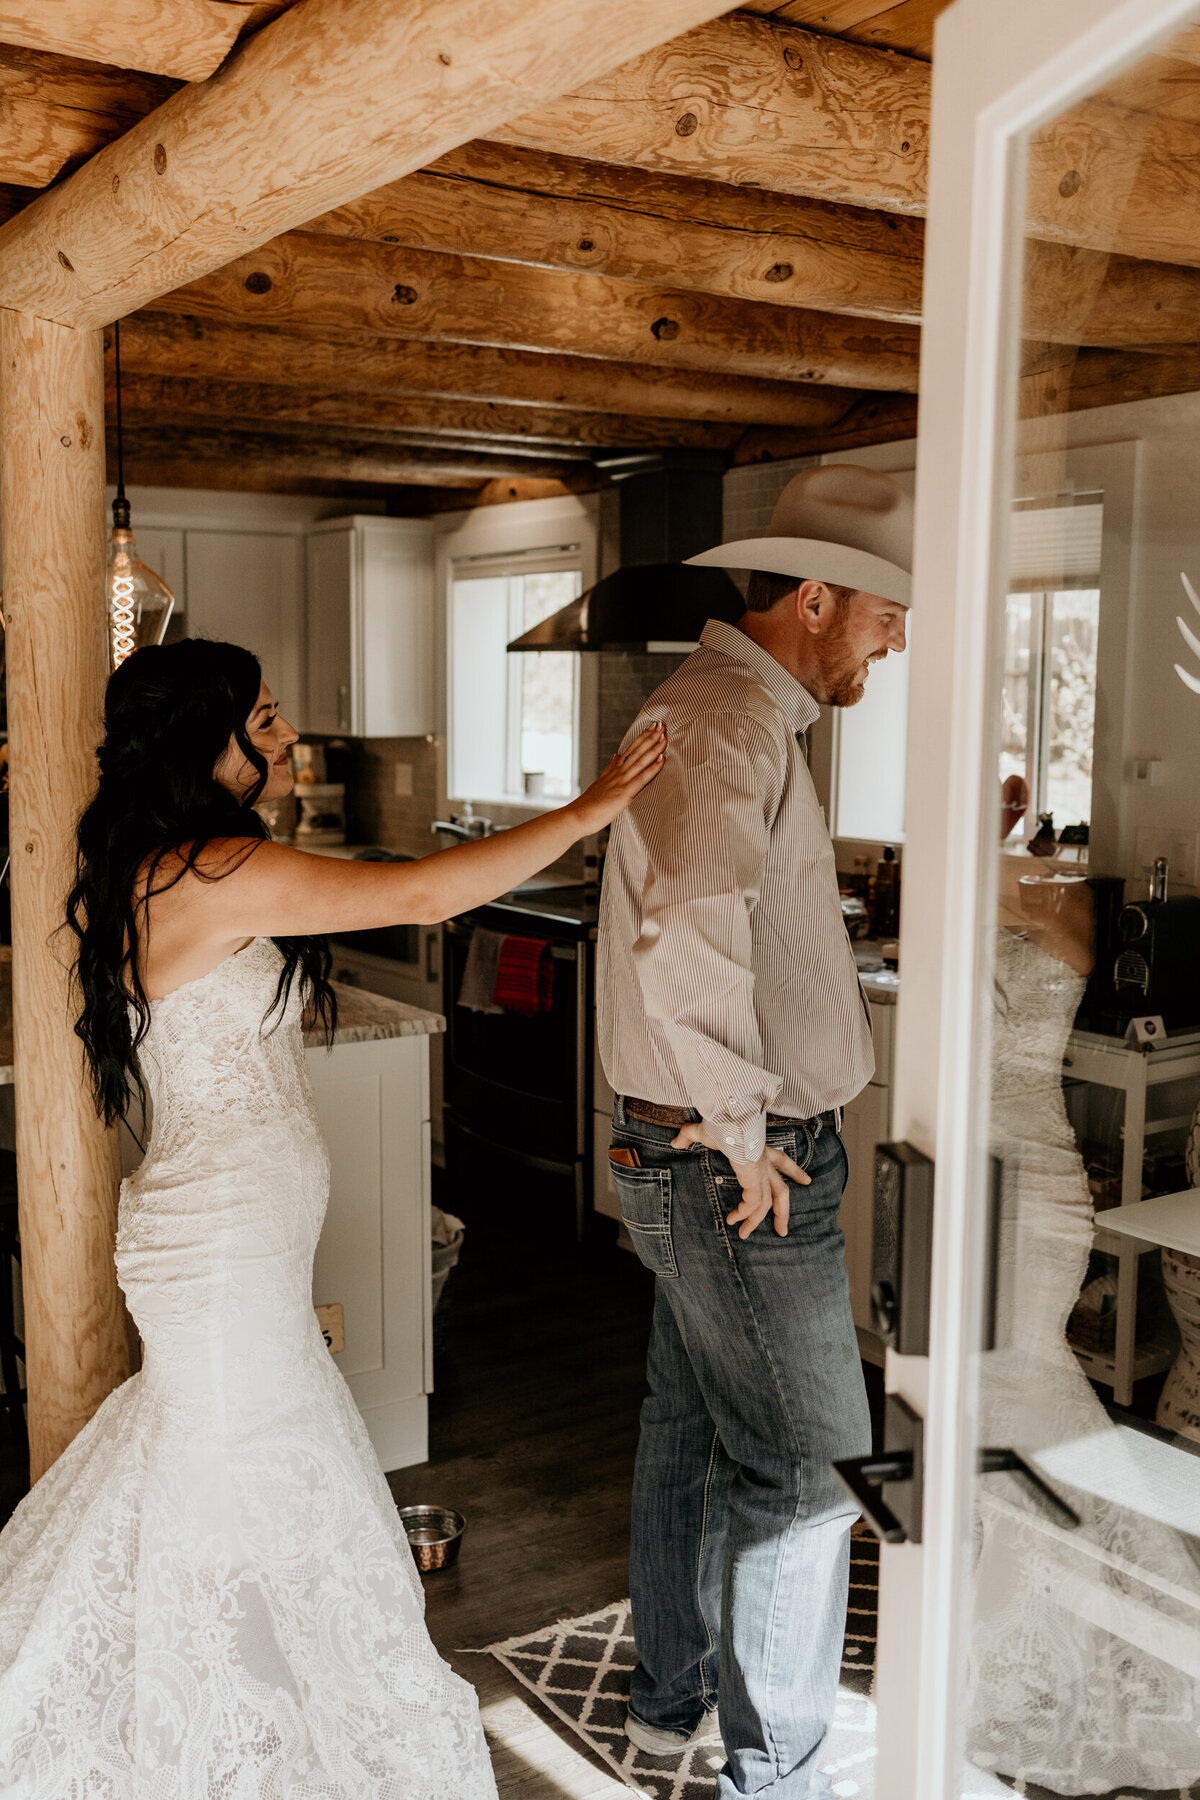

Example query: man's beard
[816,616,873,708]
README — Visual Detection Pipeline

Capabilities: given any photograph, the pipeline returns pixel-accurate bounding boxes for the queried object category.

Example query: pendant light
[106,320,174,668]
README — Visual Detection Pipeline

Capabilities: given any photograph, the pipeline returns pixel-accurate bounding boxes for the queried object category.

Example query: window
[1000,589,1100,833]
[449,560,582,804]
[829,488,1103,847]
[999,496,1102,838]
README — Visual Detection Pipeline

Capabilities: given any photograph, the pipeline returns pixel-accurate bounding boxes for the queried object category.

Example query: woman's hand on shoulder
[567,725,666,835]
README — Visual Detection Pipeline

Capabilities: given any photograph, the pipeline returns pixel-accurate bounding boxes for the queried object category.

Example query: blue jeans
[609,1099,870,1799]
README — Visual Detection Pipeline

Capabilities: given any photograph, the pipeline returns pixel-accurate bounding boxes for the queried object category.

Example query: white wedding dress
[968,930,1200,1796]
[0,938,497,1799]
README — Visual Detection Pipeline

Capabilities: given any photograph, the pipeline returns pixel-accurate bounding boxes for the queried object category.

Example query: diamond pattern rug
[488,1526,880,1800]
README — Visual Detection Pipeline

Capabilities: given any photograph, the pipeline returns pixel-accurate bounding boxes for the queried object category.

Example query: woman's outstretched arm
[140,728,665,988]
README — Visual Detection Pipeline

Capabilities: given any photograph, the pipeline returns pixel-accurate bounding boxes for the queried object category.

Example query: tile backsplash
[342,734,441,857]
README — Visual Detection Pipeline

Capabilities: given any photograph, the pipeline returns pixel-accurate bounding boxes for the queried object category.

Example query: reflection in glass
[967,12,1200,1796]
[1002,590,1099,837]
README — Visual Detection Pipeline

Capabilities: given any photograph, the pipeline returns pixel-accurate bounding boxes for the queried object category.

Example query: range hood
[508,452,743,653]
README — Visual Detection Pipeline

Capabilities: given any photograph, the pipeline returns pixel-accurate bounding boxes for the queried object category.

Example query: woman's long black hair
[67,637,336,1125]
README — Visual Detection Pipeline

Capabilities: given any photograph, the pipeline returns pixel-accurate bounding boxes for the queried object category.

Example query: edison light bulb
[106,497,175,669]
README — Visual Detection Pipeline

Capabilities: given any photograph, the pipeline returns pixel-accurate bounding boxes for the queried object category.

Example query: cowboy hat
[686,464,913,607]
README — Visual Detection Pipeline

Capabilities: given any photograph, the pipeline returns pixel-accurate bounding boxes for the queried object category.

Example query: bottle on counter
[846,853,872,902]
[872,845,900,938]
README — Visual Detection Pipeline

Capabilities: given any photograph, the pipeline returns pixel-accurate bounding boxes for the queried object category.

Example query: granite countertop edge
[304,981,445,1047]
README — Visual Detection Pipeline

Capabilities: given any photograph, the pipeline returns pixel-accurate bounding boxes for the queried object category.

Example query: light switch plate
[1133,826,1199,888]
[393,762,414,798]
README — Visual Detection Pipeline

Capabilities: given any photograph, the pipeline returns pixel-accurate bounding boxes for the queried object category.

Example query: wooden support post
[0,311,128,1481]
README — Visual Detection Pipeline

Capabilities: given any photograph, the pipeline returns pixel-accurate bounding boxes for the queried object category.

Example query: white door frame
[880,3,1200,1796]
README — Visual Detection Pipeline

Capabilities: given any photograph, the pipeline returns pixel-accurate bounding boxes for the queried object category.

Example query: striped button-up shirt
[598,618,874,1163]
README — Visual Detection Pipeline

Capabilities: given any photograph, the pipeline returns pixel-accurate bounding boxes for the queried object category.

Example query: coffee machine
[1077,871,1200,1034]
[1113,890,1200,1028]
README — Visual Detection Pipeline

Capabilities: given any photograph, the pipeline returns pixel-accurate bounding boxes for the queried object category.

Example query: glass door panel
[963,14,1200,1797]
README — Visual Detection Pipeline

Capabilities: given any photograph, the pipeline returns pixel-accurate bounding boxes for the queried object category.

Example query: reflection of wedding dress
[969,931,1200,1795]
[0,939,496,1798]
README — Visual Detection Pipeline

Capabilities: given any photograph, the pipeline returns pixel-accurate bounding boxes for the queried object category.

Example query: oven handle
[444,917,578,960]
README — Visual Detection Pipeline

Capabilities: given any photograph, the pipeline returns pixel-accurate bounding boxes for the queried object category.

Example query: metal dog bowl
[397,1504,466,1572]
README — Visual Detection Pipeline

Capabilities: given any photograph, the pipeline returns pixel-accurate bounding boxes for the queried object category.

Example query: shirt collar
[699,618,821,736]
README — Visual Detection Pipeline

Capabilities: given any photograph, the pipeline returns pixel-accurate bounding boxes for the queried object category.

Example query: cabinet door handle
[336,683,350,732]
[425,930,439,984]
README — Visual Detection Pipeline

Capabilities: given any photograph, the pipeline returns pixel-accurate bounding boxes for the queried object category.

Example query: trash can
[431,1206,465,1314]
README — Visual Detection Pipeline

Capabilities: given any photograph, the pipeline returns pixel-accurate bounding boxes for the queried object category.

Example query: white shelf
[1071,1336,1176,1390]
[1098,1188,1200,1257]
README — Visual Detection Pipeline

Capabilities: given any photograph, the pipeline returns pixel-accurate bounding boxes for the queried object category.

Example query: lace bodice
[969,930,1200,1794]
[128,936,324,1171]
[0,939,497,1799]
[990,929,1086,1161]
[116,938,331,1437]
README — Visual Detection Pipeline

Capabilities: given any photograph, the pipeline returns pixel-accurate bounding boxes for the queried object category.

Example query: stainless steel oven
[441,887,595,1237]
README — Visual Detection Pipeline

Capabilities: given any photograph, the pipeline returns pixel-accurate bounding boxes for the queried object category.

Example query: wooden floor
[389,1185,658,1797]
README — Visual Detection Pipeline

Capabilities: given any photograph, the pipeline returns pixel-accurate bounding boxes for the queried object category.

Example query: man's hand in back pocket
[668,1122,810,1239]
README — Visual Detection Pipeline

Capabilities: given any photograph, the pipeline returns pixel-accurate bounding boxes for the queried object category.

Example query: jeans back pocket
[608,1155,678,1278]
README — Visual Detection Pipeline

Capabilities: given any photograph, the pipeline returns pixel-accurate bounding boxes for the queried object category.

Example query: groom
[598,466,913,1796]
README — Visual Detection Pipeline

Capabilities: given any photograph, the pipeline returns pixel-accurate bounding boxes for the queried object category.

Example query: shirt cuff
[703,1111,767,1165]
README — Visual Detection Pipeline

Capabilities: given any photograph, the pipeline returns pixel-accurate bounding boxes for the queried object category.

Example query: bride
[969,864,1200,1794]
[0,636,665,1798]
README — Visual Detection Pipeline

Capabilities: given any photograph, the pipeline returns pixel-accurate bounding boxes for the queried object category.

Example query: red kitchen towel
[494,934,553,1017]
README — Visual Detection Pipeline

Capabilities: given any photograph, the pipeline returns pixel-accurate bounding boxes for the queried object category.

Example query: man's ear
[794,580,830,637]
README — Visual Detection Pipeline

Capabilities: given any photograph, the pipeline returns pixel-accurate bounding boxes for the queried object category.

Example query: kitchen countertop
[310,982,444,1044]
[858,968,900,1006]
[854,941,900,1006]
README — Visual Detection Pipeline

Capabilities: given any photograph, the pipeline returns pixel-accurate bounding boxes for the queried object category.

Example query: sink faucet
[431,801,494,843]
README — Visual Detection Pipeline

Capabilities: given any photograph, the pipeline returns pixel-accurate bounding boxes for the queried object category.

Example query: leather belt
[623,1096,839,1131]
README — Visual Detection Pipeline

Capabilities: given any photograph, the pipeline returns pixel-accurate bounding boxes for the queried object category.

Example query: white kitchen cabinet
[305,516,434,737]
[185,530,307,731]
[308,1031,432,1471]
[327,938,445,1160]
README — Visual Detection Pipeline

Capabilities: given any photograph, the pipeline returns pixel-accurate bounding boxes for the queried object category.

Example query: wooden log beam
[0,0,253,82]
[1025,100,1200,269]
[312,140,926,324]
[0,0,738,329]
[1022,240,1200,349]
[0,45,174,187]
[156,232,923,390]
[737,1,951,59]
[313,142,1200,348]
[1017,344,1200,418]
[494,14,1200,270]
[725,343,1200,460]
[0,313,128,1479]
[110,369,752,452]
[121,310,869,427]
[491,13,930,214]
[115,439,595,503]
[732,390,919,460]
[111,420,594,486]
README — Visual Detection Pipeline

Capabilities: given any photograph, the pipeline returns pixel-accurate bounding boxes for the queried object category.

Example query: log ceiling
[3,0,1200,506]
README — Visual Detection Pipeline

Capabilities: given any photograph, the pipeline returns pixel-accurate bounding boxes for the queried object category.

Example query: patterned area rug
[488,1525,880,1800]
